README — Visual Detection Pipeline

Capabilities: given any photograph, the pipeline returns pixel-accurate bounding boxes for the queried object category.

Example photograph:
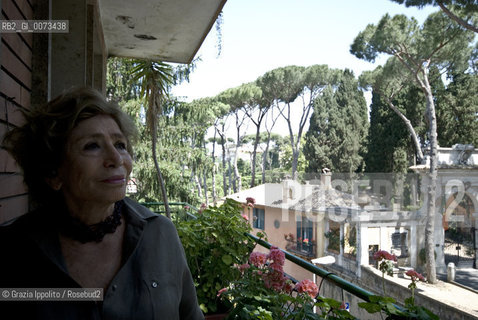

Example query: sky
[171,0,437,136]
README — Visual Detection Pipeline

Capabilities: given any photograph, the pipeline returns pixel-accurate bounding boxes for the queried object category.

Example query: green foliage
[304,70,368,174]
[436,73,478,146]
[358,295,439,320]
[174,199,255,314]
[280,137,308,173]
[365,86,426,173]
[324,229,341,252]
[389,0,478,33]
[221,248,355,320]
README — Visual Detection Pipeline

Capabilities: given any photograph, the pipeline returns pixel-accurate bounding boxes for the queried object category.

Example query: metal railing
[141,202,376,303]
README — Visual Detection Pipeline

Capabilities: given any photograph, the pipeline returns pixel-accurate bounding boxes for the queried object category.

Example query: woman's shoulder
[122,198,176,229]
[0,208,46,236]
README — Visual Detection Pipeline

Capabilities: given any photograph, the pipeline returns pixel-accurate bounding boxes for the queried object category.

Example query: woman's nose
[103,144,123,168]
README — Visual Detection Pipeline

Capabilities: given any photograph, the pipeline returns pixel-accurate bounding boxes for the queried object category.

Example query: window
[253,208,265,230]
[295,216,315,257]
[296,216,313,244]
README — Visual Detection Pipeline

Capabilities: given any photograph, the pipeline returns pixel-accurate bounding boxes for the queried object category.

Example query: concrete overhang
[98,0,226,64]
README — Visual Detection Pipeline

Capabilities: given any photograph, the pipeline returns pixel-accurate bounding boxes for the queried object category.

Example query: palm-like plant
[130,60,174,218]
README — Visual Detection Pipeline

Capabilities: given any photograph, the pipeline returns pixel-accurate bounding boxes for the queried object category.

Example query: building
[230,147,478,279]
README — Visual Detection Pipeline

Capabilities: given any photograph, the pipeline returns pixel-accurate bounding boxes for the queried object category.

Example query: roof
[227,181,360,213]
[227,181,421,223]
[98,0,227,63]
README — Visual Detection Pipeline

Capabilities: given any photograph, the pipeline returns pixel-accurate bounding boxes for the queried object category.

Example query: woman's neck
[64,200,115,225]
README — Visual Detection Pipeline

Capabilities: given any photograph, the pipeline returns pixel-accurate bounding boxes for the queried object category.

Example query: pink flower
[241,213,249,221]
[247,202,254,208]
[267,246,285,267]
[284,281,295,293]
[295,279,318,298]
[406,269,425,282]
[199,203,207,214]
[373,250,397,262]
[249,252,268,267]
[217,287,228,297]
[263,269,287,292]
[246,197,256,205]
[303,238,309,243]
[237,263,250,273]
[183,205,190,210]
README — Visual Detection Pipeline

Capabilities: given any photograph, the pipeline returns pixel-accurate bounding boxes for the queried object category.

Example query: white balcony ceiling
[98,0,226,63]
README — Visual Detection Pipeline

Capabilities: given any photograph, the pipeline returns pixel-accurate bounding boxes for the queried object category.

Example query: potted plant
[174,198,256,317]
[218,246,354,319]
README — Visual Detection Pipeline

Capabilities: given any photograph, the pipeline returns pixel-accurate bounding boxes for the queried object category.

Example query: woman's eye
[84,142,99,150]
[115,142,127,150]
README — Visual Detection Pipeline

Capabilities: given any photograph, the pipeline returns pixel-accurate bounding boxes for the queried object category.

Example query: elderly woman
[0,87,204,319]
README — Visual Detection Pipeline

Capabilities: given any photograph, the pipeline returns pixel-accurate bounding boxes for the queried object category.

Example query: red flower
[246,197,256,204]
[406,269,425,282]
[373,250,397,262]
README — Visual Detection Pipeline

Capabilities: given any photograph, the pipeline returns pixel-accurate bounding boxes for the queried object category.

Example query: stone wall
[319,264,476,320]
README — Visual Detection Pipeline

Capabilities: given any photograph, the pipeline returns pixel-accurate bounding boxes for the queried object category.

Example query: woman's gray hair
[2,86,138,206]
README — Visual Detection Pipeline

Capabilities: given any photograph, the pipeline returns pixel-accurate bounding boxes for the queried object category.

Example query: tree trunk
[262,135,271,184]
[220,133,227,197]
[211,131,217,205]
[151,118,171,218]
[234,126,242,192]
[284,103,299,180]
[423,72,438,284]
[250,125,261,188]
[228,157,233,194]
[194,171,202,199]
[203,171,209,206]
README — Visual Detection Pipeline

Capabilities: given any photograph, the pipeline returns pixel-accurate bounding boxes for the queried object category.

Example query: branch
[383,94,425,163]
[437,1,478,33]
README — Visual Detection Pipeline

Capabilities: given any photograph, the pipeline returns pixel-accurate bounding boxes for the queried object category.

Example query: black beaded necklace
[57,200,123,243]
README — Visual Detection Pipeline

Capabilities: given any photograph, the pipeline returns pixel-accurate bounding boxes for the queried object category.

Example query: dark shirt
[0,198,204,320]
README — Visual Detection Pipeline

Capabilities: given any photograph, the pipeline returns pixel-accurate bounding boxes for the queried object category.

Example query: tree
[257,65,341,180]
[351,12,474,283]
[256,66,304,180]
[390,0,478,32]
[218,84,256,193]
[130,61,174,218]
[237,83,264,188]
[435,73,478,146]
[365,86,427,173]
[304,70,369,174]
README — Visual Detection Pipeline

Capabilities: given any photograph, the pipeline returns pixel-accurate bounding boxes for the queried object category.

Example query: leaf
[358,302,382,313]
[222,254,233,265]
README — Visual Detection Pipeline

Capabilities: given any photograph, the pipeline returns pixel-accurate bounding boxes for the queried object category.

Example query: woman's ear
[45,171,62,191]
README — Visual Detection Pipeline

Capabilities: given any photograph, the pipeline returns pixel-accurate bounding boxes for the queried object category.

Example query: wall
[0,0,33,223]
[319,264,477,320]
[0,0,107,223]
[245,205,315,282]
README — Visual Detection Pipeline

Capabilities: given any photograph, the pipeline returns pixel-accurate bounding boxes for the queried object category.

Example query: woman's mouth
[101,176,126,184]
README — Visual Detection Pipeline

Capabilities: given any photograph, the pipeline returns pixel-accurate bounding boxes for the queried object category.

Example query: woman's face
[51,115,133,208]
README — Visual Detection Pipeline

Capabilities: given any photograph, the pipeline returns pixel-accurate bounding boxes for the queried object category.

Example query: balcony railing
[286,240,316,258]
[141,202,380,305]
